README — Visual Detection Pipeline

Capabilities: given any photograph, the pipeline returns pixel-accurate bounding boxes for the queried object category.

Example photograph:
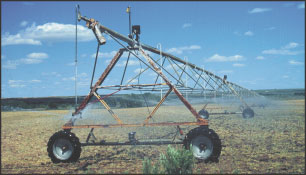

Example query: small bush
[143,158,153,174]
[142,145,194,174]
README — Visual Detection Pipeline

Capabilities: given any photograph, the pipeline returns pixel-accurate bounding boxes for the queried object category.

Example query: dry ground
[1,99,305,174]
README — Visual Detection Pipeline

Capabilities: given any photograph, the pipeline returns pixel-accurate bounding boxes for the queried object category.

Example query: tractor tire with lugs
[47,130,81,163]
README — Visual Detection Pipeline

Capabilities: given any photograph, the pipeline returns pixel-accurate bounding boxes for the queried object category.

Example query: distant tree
[48,102,58,109]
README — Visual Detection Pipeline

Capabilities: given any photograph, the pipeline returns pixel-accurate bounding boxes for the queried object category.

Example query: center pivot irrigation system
[47,6,259,163]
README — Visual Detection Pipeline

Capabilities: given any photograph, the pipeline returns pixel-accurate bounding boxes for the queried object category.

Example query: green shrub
[142,145,194,174]
[143,158,153,174]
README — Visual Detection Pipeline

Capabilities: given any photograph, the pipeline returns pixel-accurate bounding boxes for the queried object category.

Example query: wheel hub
[61,146,69,153]
[191,135,213,160]
[199,143,207,152]
[53,138,74,160]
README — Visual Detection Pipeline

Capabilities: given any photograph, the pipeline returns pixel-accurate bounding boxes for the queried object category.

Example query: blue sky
[1,1,305,98]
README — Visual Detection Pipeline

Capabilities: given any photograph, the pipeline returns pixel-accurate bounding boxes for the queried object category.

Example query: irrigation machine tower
[47,6,259,163]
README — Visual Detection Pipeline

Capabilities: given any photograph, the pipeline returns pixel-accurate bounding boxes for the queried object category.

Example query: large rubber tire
[183,127,221,162]
[47,130,81,163]
[242,107,254,118]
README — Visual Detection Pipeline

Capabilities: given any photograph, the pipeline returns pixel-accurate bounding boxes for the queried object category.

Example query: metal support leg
[86,128,97,143]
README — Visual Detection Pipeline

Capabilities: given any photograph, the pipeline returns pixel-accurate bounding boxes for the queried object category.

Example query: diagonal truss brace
[139,47,205,123]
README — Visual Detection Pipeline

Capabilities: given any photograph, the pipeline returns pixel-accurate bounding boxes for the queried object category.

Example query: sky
[1,1,305,98]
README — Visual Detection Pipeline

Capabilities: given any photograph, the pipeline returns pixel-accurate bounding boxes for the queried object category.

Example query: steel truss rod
[125,55,163,86]
[192,69,203,93]
[139,51,186,87]
[90,43,101,88]
[95,86,206,92]
[81,140,183,146]
[152,57,167,91]
[165,57,187,86]
[120,52,131,86]
[178,63,187,86]
[165,57,182,80]
[144,87,173,124]
[63,121,207,129]
[187,66,216,91]
[191,67,227,92]
[67,48,124,121]
[106,32,185,87]
[79,15,253,94]
[222,79,249,107]
[93,92,123,124]
[214,77,232,93]
[138,47,206,123]
[168,58,207,91]
[97,83,166,89]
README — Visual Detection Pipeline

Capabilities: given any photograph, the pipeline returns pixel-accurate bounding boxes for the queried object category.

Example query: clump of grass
[232,169,240,174]
[143,145,194,174]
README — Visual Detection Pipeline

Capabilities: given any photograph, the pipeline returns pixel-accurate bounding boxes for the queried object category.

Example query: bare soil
[1,99,305,174]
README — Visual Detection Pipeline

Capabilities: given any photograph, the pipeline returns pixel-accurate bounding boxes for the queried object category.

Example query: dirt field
[1,99,305,174]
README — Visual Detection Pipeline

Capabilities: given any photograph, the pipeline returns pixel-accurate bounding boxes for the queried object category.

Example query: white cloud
[2,33,42,45]
[28,52,48,59]
[7,79,42,88]
[240,80,257,85]
[262,42,302,55]
[67,62,75,66]
[20,21,28,27]
[2,22,94,46]
[297,2,305,9]
[218,70,233,74]
[233,63,245,67]
[248,8,272,14]
[20,52,48,64]
[282,75,289,79]
[239,78,264,85]
[3,52,48,69]
[105,59,111,64]
[165,63,184,71]
[189,45,201,49]
[126,79,138,84]
[182,23,192,29]
[134,68,145,74]
[62,72,87,81]
[79,72,87,77]
[3,60,19,69]
[93,51,118,58]
[256,56,265,60]
[282,42,298,49]
[1,55,5,59]
[205,54,244,62]
[8,80,26,88]
[289,60,303,65]
[167,45,201,55]
[262,49,301,55]
[265,27,276,30]
[77,81,90,87]
[42,72,61,77]
[283,3,295,7]
[31,79,41,83]
[116,60,139,67]
[62,77,75,81]
[244,31,254,36]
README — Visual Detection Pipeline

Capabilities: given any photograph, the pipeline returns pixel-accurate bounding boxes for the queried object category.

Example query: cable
[137,57,152,116]
[75,5,78,110]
